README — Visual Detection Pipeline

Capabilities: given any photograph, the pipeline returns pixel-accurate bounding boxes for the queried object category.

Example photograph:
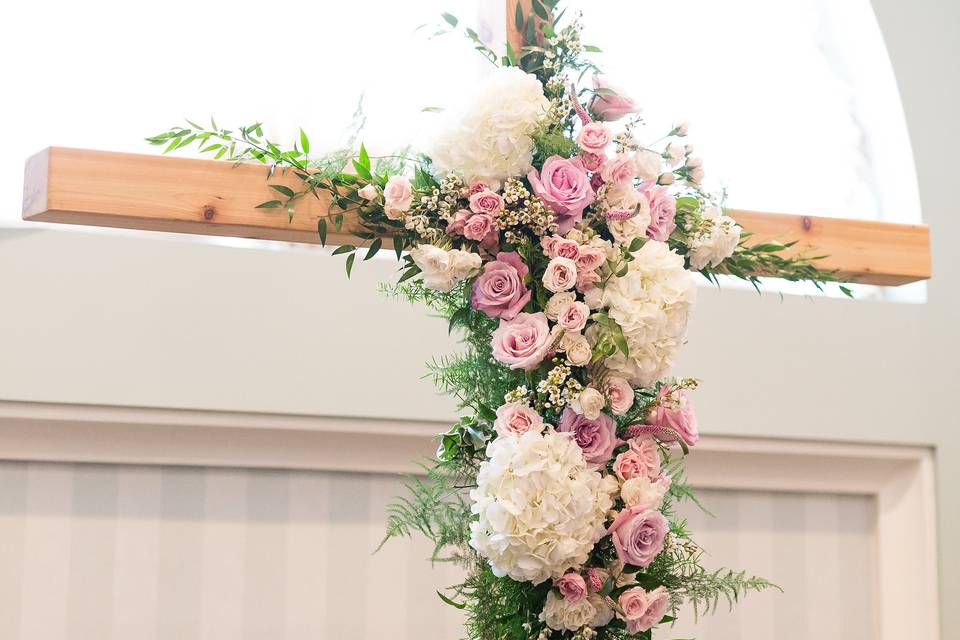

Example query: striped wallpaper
[0,461,877,639]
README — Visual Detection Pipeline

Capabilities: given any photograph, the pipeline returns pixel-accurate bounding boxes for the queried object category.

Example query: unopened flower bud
[357,184,379,201]
[657,172,676,185]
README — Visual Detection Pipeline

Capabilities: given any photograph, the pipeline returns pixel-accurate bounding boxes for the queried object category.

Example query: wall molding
[0,399,940,638]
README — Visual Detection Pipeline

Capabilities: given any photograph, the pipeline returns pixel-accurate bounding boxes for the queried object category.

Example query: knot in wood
[203,207,216,221]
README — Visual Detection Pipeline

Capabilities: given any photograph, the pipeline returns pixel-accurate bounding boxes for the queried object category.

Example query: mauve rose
[642,183,677,242]
[528,156,595,234]
[463,213,495,242]
[647,386,699,446]
[575,245,606,273]
[555,572,588,602]
[605,377,634,416]
[557,301,589,332]
[446,209,471,236]
[541,234,581,261]
[471,251,531,320]
[613,438,661,481]
[469,189,504,215]
[581,150,606,172]
[608,506,668,568]
[383,175,413,219]
[601,154,636,185]
[491,312,551,371]
[619,586,670,634]
[576,122,612,151]
[493,402,545,438]
[558,407,620,468]
[590,76,640,122]
[542,257,578,293]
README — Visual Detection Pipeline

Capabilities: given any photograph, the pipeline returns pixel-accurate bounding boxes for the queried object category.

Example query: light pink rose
[542,257,578,293]
[557,301,590,332]
[601,154,636,185]
[528,156,595,234]
[471,252,531,320]
[493,402,545,437]
[608,506,668,568]
[590,76,640,122]
[605,377,634,416]
[479,226,501,254]
[469,181,489,195]
[554,572,588,603]
[541,234,581,261]
[557,407,620,468]
[575,268,601,292]
[357,184,378,201]
[575,245,606,273]
[641,183,677,242]
[491,312,551,371]
[619,586,670,634]
[446,209,470,236]
[469,189,504,215]
[647,386,699,446]
[614,439,661,481]
[383,175,413,219]
[576,122,612,151]
[463,213,495,242]
[581,150,606,172]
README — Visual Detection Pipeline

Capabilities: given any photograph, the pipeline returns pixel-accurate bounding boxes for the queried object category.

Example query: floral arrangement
[149,3,845,638]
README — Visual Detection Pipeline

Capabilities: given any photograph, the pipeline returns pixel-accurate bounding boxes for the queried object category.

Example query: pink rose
[647,386,699,446]
[557,301,590,332]
[471,252,531,320]
[600,154,636,185]
[557,407,620,468]
[493,402,545,438]
[605,377,634,416]
[542,257,578,293]
[575,268,601,292]
[576,122,612,151]
[619,586,670,634]
[446,209,470,236]
[469,181,489,195]
[554,572,588,602]
[491,312,551,371]
[528,156,595,234]
[469,189,504,215]
[541,234,581,261]
[383,175,413,219]
[642,183,677,242]
[479,226,501,255]
[613,439,661,481]
[581,150,606,172]
[590,76,640,122]
[463,213,495,242]
[608,506,668,568]
[575,245,606,273]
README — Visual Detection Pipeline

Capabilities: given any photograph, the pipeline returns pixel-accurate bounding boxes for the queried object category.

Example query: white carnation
[541,591,614,631]
[409,244,481,292]
[469,430,613,584]
[687,206,741,270]
[428,67,549,185]
[598,241,696,387]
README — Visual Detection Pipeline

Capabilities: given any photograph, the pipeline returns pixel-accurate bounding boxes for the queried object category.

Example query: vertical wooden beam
[506,0,533,56]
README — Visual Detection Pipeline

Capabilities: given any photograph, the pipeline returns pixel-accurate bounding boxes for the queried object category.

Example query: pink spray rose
[541,234,581,261]
[446,209,470,236]
[576,122,613,151]
[605,377,634,416]
[557,301,590,332]
[558,407,620,468]
[469,181,489,195]
[468,189,504,215]
[463,213,495,242]
[493,402,545,438]
[647,386,699,447]
[581,150,606,172]
[613,438,661,481]
[575,245,606,273]
[491,312,552,371]
[642,183,677,241]
[575,269,601,292]
[608,506,668,568]
[590,76,640,122]
[555,572,588,602]
[542,257,578,293]
[600,154,636,185]
[619,586,670,634]
[383,175,414,220]
[471,251,531,320]
[528,156,595,234]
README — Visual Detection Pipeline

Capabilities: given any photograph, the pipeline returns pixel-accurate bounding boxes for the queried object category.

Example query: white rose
[583,286,605,310]
[620,476,669,510]
[634,149,662,182]
[543,257,578,293]
[565,335,593,366]
[357,184,379,201]
[687,207,741,270]
[545,291,577,320]
[572,387,606,420]
[605,183,643,211]
[608,214,652,245]
[383,175,413,220]
[409,245,481,292]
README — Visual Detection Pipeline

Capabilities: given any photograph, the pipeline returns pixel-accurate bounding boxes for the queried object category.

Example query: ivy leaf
[476,402,498,422]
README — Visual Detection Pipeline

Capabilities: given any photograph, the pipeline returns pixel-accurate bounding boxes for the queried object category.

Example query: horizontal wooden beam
[23,147,931,285]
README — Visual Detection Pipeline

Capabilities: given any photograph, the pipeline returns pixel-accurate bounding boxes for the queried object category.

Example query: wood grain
[22,147,931,285]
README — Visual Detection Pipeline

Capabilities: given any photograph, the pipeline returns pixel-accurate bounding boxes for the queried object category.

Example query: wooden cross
[19,3,931,287]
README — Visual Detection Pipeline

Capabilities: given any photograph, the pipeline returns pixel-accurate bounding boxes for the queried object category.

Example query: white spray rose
[620,476,670,510]
[543,257,578,293]
[545,291,577,320]
[571,387,606,420]
[565,334,594,366]
[687,206,741,270]
[409,245,481,292]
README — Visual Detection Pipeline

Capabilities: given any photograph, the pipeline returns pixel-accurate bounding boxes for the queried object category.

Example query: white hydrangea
[687,206,742,270]
[469,430,613,584]
[428,67,549,185]
[597,241,696,387]
[541,591,615,632]
[409,244,481,292]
